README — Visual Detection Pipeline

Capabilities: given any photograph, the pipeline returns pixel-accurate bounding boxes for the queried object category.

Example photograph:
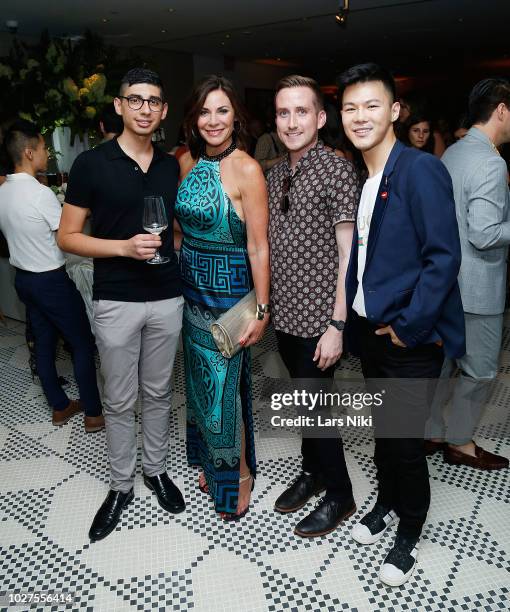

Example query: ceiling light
[335,0,349,26]
[161,29,167,33]
[102,18,109,23]
[5,20,18,34]
[167,8,175,12]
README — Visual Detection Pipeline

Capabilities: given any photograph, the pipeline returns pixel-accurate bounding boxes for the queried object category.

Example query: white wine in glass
[143,196,169,265]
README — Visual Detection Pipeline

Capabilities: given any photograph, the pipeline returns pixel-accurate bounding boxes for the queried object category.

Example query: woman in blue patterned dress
[174,76,270,520]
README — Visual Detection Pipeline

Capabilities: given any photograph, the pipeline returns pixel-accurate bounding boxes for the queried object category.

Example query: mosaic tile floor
[0,316,509,612]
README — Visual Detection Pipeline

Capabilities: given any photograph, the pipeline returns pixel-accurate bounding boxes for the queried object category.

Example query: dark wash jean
[356,314,444,538]
[15,267,102,416]
[275,330,353,501]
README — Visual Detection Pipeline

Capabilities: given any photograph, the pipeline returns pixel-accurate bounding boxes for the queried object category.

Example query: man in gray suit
[427,78,510,470]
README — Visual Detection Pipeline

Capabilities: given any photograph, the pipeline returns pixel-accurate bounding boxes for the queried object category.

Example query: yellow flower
[83,73,106,102]
[62,78,79,101]
[79,87,90,100]
[84,106,96,119]
[83,74,99,89]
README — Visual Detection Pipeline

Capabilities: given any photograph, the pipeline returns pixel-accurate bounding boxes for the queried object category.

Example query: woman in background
[403,113,435,154]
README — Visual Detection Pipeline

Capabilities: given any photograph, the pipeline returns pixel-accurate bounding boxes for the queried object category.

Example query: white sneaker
[351,504,398,544]
[379,534,419,587]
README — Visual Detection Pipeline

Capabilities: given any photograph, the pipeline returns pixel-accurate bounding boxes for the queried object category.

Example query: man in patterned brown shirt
[268,75,360,537]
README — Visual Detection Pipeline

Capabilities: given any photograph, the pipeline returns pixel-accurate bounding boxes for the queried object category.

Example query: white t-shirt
[352,170,383,317]
[0,173,65,272]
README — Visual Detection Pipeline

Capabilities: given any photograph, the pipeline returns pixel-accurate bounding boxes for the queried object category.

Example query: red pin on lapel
[380,191,388,199]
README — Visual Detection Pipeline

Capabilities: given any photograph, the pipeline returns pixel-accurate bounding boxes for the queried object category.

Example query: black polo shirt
[65,138,182,301]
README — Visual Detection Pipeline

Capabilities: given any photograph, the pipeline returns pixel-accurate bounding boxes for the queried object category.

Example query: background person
[98,106,124,142]
[426,78,510,470]
[403,112,435,154]
[0,120,103,432]
[397,94,446,156]
[254,116,287,173]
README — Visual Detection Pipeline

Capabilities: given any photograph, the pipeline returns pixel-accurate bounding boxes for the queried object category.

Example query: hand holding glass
[143,196,169,264]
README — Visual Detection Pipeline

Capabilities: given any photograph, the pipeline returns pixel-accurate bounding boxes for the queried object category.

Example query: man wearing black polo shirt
[58,68,185,542]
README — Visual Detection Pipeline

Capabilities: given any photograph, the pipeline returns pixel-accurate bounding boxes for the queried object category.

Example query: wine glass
[143,196,169,265]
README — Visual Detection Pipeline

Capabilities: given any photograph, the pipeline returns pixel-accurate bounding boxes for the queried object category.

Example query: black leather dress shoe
[144,472,185,513]
[294,497,356,537]
[89,489,134,542]
[274,472,326,513]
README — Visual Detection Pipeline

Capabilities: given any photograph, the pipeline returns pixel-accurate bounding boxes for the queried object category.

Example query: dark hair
[274,74,324,110]
[99,106,124,135]
[119,67,164,97]
[338,62,396,102]
[319,102,349,152]
[183,75,250,159]
[467,78,510,125]
[403,112,434,153]
[3,120,41,166]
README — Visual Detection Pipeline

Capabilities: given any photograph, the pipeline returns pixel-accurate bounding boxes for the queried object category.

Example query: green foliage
[0,30,133,142]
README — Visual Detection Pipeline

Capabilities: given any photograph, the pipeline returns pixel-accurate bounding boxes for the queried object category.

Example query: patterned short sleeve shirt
[267,141,360,338]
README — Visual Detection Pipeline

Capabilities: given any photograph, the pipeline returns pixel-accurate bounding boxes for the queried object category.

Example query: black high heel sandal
[219,473,254,522]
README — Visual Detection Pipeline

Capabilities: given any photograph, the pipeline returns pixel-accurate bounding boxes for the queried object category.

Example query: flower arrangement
[0,31,118,143]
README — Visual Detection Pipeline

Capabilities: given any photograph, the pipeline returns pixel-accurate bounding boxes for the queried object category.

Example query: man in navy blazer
[339,63,465,587]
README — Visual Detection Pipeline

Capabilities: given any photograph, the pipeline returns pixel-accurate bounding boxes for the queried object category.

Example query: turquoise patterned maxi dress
[174,155,256,513]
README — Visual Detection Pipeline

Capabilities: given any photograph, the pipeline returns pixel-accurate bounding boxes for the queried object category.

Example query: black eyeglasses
[118,95,164,112]
[280,173,295,214]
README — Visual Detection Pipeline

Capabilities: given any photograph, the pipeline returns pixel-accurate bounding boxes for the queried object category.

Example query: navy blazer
[346,140,466,359]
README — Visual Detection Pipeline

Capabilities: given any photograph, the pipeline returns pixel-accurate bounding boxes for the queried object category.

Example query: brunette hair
[183,75,250,159]
[403,112,435,153]
[4,120,41,166]
[275,75,324,110]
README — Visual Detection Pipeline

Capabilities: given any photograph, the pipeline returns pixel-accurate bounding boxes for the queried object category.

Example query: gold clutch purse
[210,290,257,358]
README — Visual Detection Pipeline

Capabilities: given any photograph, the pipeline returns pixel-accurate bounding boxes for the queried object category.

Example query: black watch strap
[329,319,345,331]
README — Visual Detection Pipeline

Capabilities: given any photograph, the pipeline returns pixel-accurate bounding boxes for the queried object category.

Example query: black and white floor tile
[0,316,509,611]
